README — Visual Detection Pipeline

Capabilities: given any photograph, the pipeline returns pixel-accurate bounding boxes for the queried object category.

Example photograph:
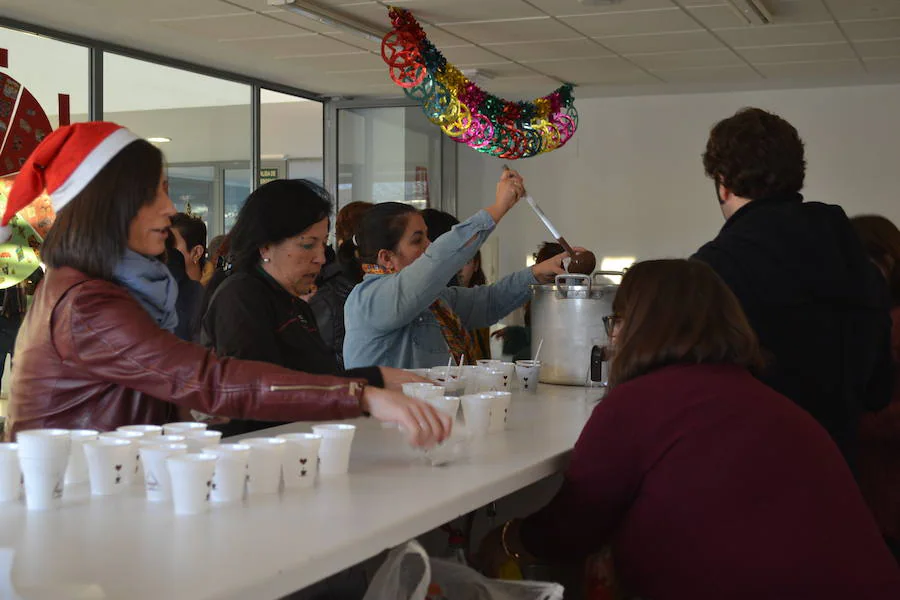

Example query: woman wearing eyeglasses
[480,259,900,599]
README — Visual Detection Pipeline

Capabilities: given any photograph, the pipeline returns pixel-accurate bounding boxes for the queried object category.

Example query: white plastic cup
[460,394,494,438]
[0,443,22,502]
[166,453,217,516]
[402,382,444,401]
[312,424,356,476]
[64,429,99,485]
[243,437,287,495]
[277,434,322,490]
[162,422,207,436]
[83,438,133,496]
[515,360,542,393]
[116,424,163,438]
[458,366,481,395]
[485,391,512,432]
[100,431,143,484]
[475,369,505,393]
[202,443,251,503]
[427,396,461,426]
[476,359,502,369]
[155,434,187,444]
[494,362,516,390]
[183,430,222,453]
[16,429,71,511]
[139,441,189,502]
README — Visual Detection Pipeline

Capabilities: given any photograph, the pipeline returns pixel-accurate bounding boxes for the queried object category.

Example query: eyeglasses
[602,314,622,337]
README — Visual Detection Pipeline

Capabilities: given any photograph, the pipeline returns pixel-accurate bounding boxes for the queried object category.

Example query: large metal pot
[530,273,619,386]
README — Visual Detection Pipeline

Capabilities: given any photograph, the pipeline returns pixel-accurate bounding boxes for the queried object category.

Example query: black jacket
[165,250,203,343]
[308,261,358,370]
[201,267,382,435]
[694,194,892,466]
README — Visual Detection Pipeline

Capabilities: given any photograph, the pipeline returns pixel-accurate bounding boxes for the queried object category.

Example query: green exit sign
[259,168,279,185]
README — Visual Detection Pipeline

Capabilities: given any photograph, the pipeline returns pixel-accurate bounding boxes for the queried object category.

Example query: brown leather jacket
[6,267,366,439]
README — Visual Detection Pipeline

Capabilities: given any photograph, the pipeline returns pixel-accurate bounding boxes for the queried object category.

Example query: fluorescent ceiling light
[147,136,171,143]
[268,0,387,44]
[724,0,773,25]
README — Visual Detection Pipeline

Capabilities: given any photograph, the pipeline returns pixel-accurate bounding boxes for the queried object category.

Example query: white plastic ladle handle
[524,195,562,240]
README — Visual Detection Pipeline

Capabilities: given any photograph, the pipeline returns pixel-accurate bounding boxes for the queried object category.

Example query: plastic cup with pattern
[139,441,189,502]
[202,443,250,503]
[99,431,143,485]
[276,434,322,490]
[515,360,542,394]
[311,424,356,476]
[243,437,287,495]
[166,453,217,516]
[83,438,133,496]
[16,429,71,511]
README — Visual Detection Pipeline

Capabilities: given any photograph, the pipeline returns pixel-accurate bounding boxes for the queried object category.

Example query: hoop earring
[262,258,271,263]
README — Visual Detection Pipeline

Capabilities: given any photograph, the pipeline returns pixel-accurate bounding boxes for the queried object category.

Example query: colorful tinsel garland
[381,7,578,160]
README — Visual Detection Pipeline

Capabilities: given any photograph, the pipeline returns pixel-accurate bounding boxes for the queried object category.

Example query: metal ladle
[502,166,596,274]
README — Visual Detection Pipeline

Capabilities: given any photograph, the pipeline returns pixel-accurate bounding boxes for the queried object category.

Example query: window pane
[224,168,251,232]
[0,27,89,175]
[261,89,323,191]
[337,107,441,210]
[103,54,251,238]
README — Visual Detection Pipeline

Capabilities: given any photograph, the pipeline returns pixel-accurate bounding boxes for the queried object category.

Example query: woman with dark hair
[170,212,207,282]
[342,171,570,369]
[852,214,900,561]
[4,122,449,447]
[480,259,900,599]
[202,180,426,435]
[309,201,373,369]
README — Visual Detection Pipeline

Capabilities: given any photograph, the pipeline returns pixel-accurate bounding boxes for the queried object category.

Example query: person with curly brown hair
[693,107,892,471]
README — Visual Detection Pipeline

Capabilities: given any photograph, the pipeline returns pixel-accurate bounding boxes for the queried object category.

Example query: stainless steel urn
[530,273,619,386]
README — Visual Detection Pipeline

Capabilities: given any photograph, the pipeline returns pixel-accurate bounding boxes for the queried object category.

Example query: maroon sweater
[520,364,900,600]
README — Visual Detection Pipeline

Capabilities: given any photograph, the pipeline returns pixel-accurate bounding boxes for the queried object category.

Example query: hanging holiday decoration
[382,7,578,160]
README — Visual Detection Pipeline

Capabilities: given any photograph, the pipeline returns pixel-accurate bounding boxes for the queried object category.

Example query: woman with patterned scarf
[342,170,570,370]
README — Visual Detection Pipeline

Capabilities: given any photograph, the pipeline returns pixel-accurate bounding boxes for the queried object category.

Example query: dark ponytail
[345,202,418,274]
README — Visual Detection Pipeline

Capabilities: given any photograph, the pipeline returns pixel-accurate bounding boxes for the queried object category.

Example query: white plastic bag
[364,540,564,600]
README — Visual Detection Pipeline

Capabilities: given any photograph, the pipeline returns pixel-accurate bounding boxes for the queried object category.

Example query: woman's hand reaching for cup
[360,387,452,448]
[531,247,587,283]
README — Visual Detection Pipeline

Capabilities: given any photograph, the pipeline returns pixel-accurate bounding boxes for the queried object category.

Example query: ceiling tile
[224,0,374,8]
[441,17,579,44]
[72,0,248,19]
[440,45,512,65]
[841,18,900,41]
[738,41,856,62]
[524,56,657,84]
[449,62,535,77]
[864,56,900,73]
[824,0,900,21]
[484,39,612,61]
[562,8,702,37]
[262,8,341,33]
[855,39,900,58]
[716,22,844,46]
[380,0,544,25]
[416,25,472,48]
[756,58,865,78]
[276,52,383,70]
[528,0,676,17]
[154,12,305,39]
[655,64,762,82]
[481,75,565,97]
[687,5,752,28]
[222,33,369,56]
[322,31,384,52]
[678,0,729,5]
[598,30,724,53]
[629,48,744,69]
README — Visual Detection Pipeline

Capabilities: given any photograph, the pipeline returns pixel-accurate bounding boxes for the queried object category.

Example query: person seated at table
[309,200,373,369]
[170,212,207,283]
[159,230,203,342]
[480,259,900,599]
[3,122,450,447]
[203,180,424,436]
[342,170,570,370]
[852,214,900,562]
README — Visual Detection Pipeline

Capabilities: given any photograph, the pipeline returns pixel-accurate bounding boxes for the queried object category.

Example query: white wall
[457,83,900,279]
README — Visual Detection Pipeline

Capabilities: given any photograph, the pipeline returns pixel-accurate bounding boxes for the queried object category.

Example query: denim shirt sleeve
[354,209,496,332]
[445,267,537,330]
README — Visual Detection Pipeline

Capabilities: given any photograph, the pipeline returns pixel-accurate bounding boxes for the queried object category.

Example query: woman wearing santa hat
[1,121,450,446]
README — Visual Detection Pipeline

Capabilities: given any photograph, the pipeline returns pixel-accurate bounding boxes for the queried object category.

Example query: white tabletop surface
[0,385,599,600]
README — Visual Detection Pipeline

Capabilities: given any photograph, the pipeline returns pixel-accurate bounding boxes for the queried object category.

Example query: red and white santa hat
[1,121,140,241]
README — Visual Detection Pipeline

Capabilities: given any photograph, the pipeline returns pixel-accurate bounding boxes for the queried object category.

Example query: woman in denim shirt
[343,170,568,369]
